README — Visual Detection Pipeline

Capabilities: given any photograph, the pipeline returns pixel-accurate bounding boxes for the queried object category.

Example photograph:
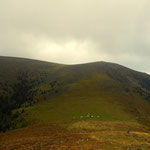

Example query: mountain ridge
[0,56,150,133]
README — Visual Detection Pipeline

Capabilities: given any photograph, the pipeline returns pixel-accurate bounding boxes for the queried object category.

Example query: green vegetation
[24,96,135,123]
[1,56,150,132]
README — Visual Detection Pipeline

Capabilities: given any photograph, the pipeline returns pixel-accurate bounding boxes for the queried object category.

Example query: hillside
[1,56,150,128]
[0,56,150,149]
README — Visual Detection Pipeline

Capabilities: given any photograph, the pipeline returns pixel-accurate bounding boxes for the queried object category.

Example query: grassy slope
[1,57,150,149]
[1,121,150,150]
[23,72,150,127]
[0,56,150,126]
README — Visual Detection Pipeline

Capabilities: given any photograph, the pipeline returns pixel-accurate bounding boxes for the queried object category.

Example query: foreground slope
[1,121,150,150]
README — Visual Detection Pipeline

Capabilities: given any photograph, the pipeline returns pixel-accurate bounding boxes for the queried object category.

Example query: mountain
[1,56,150,149]
[0,56,150,131]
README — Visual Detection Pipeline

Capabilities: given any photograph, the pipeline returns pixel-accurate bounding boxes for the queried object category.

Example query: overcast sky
[0,0,150,73]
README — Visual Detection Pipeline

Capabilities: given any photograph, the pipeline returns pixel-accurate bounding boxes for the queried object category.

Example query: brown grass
[0,121,150,150]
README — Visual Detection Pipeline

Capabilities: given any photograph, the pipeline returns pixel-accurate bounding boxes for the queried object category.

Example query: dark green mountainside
[1,56,150,132]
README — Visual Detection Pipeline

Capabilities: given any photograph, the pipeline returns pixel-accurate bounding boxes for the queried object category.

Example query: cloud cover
[0,0,150,72]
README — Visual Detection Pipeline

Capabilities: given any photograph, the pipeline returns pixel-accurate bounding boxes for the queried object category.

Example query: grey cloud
[0,0,150,73]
